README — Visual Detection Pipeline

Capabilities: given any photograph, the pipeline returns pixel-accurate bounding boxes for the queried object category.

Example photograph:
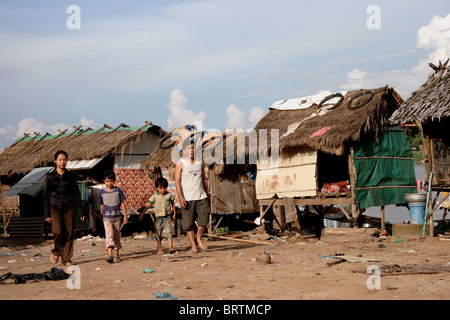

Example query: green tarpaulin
[5,167,53,197]
[353,127,417,209]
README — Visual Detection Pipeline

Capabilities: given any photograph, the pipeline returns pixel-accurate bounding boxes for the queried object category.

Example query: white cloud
[248,107,265,126]
[16,117,99,138]
[17,117,64,138]
[0,117,99,150]
[226,104,266,130]
[340,68,367,90]
[338,14,450,98]
[417,14,450,52]
[226,104,245,130]
[0,125,15,138]
[79,117,100,130]
[166,89,207,130]
[414,14,450,73]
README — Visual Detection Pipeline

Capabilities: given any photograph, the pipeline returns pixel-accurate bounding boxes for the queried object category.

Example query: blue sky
[0,0,449,150]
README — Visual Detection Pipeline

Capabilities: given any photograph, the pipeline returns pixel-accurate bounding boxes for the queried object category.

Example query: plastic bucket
[408,202,426,224]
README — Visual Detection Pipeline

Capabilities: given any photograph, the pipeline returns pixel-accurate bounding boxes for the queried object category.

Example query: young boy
[139,177,177,254]
[98,170,128,263]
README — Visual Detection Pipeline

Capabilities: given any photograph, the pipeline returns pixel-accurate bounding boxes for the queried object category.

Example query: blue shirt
[98,187,126,219]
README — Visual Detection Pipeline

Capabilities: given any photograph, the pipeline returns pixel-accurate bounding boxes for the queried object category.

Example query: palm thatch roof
[254,86,403,156]
[0,122,165,177]
[141,86,402,176]
[390,60,450,124]
[141,130,244,176]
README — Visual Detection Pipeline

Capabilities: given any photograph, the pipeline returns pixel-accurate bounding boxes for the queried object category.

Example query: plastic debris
[0,267,70,284]
[271,235,285,242]
[153,292,184,300]
[77,234,104,242]
[318,253,335,259]
[143,268,155,273]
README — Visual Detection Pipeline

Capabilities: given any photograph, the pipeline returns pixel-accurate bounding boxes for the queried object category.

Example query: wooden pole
[212,216,223,233]
[381,206,385,231]
[258,199,276,231]
[259,199,276,220]
[336,198,352,221]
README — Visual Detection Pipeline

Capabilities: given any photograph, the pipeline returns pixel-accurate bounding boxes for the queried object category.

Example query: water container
[408,202,426,224]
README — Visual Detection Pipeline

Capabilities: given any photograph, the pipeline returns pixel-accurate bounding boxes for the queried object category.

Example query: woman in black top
[43,150,86,266]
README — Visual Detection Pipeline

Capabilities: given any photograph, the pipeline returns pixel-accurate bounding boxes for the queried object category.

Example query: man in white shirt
[175,141,210,254]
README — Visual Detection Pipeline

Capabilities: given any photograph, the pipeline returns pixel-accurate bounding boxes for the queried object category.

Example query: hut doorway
[317,151,350,192]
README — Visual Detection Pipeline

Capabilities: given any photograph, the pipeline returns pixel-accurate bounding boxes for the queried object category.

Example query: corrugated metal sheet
[7,217,45,239]
[66,158,103,170]
[5,167,52,197]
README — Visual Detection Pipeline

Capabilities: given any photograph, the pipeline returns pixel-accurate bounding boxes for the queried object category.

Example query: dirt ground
[0,228,449,301]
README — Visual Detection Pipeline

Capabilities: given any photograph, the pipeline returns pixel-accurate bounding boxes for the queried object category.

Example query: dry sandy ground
[0,229,449,303]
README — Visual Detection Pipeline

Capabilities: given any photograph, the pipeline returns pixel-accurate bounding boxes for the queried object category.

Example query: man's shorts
[181,198,210,230]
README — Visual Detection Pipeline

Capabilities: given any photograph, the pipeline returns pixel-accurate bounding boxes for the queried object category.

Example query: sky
[0,0,449,151]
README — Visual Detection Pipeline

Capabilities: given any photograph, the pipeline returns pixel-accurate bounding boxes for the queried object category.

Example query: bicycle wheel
[318,93,344,110]
[347,90,374,110]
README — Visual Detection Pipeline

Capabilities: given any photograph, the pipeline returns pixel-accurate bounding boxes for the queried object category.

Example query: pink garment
[103,219,123,250]
[310,126,331,138]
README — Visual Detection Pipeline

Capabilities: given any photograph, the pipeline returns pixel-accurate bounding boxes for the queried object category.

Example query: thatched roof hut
[0,122,165,177]
[0,122,167,223]
[256,86,403,156]
[141,130,253,176]
[390,60,450,123]
[253,86,416,229]
[141,129,259,215]
[390,60,450,192]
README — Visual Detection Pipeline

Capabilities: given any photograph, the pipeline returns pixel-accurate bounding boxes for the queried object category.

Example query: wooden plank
[256,150,317,199]
[348,148,358,219]
[284,197,297,223]
[258,197,355,206]
[203,233,272,245]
